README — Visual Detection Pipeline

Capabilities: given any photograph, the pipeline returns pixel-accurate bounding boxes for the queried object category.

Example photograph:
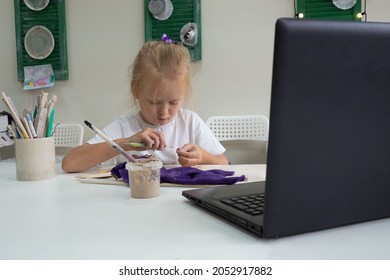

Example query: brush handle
[84,120,138,163]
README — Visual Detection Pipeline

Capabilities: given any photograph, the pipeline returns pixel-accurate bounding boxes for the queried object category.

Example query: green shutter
[14,0,68,81]
[296,0,362,20]
[144,0,201,60]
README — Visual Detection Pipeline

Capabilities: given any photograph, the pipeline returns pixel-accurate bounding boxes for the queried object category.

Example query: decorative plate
[24,25,55,60]
[23,0,50,11]
[180,22,198,46]
[148,0,173,21]
[332,0,357,10]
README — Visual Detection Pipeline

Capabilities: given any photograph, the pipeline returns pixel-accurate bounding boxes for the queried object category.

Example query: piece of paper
[23,64,55,90]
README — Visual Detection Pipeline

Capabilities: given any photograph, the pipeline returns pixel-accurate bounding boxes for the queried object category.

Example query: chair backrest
[54,123,84,148]
[206,115,269,142]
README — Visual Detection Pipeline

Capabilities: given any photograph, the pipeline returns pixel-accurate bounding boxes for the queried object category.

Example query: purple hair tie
[162,34,177,44]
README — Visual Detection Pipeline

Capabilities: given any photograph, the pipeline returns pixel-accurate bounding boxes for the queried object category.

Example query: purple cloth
[111,162,127,180]
[110,163,245,185]
[160,166,245,185]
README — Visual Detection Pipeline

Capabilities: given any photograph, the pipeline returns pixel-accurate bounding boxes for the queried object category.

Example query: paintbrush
[84,120,138,163]
[126,142,175,149]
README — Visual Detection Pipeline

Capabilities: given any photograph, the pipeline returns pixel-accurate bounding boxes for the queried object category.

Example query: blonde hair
[129,41,192,109]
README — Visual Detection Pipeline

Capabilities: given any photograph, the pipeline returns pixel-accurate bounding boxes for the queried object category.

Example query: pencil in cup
[1,92,29,139]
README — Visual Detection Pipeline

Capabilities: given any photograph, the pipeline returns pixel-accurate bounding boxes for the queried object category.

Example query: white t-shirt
[87,109,225,164]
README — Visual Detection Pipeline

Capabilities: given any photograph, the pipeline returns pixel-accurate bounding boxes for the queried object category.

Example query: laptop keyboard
[220,193,265,215]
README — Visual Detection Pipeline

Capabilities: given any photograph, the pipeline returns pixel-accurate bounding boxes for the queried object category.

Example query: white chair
[206,115,269,164]
[206,115,269,142]
[54,123,84,148]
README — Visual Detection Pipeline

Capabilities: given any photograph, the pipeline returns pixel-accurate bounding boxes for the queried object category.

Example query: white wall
[1,0,390,161]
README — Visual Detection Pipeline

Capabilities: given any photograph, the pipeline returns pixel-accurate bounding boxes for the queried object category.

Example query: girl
[62,40,229,172]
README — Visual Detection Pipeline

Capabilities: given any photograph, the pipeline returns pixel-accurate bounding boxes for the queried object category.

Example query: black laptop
[182,18,390,238]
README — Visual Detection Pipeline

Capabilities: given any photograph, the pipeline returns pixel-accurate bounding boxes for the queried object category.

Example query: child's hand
[128,128,166,151]
[176,144,203,166]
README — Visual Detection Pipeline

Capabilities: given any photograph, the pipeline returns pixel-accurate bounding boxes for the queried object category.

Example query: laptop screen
[263,18,390,237]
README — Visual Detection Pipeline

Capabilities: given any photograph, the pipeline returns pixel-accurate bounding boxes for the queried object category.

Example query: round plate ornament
[332,0,357,10]
[24,25,55,60]
[23,0,50,11]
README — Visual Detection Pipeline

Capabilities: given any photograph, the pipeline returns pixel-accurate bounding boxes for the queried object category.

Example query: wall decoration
[14,0,68,81]
[180,22,197,47]
[24,26,55,60]
[148,0,174,21]
[144,0,201,60]
[294,0,362,21]
[23,64,55,90]
[23,0,50,11]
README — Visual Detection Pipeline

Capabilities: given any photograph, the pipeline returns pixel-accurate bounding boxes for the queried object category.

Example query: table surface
[1,159,390,260]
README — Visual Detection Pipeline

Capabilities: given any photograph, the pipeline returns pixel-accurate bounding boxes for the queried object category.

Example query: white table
[1,159,390,260]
